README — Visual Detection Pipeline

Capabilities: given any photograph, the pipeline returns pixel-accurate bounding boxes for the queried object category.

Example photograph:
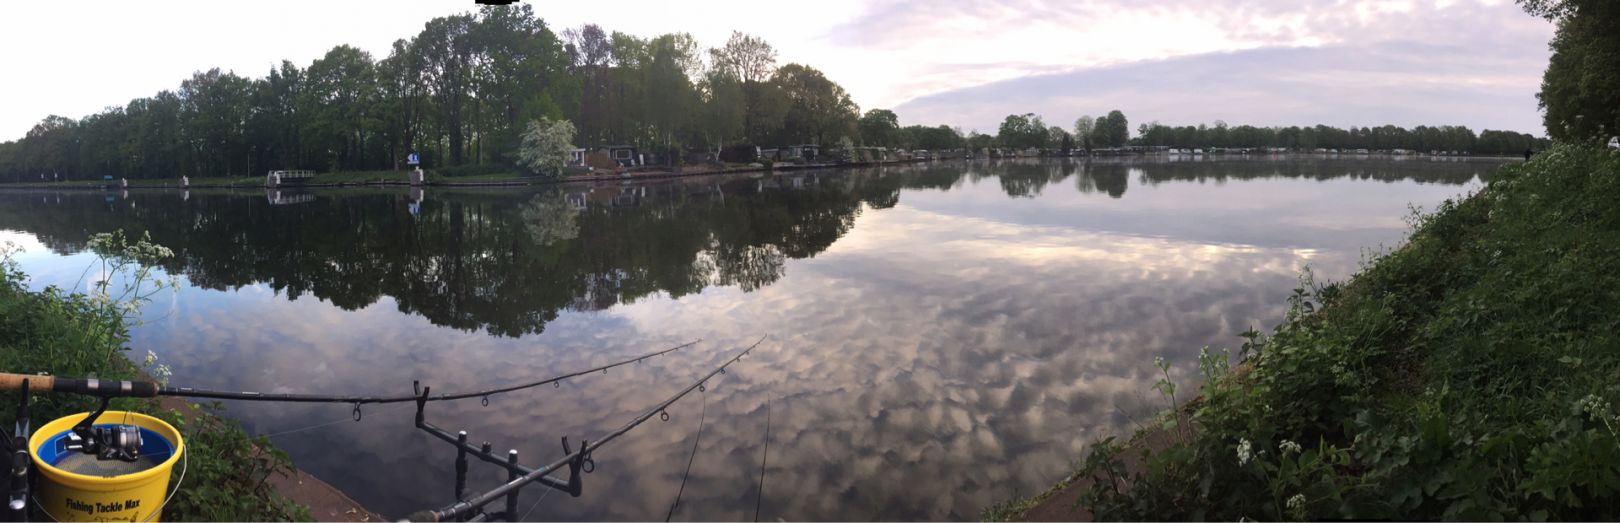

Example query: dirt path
[153,397,383,522]
[1016,411,1191,521]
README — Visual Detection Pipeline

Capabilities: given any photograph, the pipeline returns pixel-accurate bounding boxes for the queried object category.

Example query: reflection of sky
[0,160,1483,520]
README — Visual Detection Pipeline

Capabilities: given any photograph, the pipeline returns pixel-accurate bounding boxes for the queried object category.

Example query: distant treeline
[0,3,1555,183]
[0,4,872,181]
[974,111,1550,156]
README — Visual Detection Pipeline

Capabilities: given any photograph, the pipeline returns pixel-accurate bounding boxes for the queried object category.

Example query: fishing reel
[56,397,142,462]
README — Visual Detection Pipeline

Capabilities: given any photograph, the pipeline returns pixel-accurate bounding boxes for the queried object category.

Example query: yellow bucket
[28,411,184,522]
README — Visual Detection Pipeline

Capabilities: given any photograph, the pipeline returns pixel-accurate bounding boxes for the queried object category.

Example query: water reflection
[0,157,1498,520]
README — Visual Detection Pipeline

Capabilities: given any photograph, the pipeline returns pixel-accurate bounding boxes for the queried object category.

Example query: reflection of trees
[519,192,578,246]
[0,178,868,338]
[0,158,1496,336]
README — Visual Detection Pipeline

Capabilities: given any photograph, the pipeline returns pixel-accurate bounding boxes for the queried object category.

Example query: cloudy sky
[0,0,1553,141]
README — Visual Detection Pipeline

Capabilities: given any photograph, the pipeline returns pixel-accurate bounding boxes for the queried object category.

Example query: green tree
[1092,110,1129,148]
[997,113,1046,149]
[1073,116,1095,151]
[709,31,782,144]
[772,63,859,146]
[418,14,477,165]
[1519,0,1620,143]
[859,109,901,147]
[699,70,745,149]
[302,45,378,171]
[178,69,252,177]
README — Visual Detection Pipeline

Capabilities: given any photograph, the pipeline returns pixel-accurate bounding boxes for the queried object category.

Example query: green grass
[0,235,310,521]
[1069,144,1620,520]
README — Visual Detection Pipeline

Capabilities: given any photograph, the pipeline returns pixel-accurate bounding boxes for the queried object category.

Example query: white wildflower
[1280,439,1302,455]
[1236,438,1253,465]
[143,350,157,367]
[1577,394,1612,421]
[1287,493,1306,511]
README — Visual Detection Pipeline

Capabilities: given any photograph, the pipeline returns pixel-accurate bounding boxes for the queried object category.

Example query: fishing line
[753,389,773,523]
[410,336,764,522]
[261,402,413,439]
[169,340,700,404]
[516,481,554,521]
[665,388,707,522]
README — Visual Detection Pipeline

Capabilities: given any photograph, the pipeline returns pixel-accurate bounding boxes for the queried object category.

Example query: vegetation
[0,6,875,182]
[981,110,1545,155]
[1133,121,1547,155]
[0,232,310,521]
[1067,144,1620,520]
[516,116,576,179]
[1523,0,1620,145]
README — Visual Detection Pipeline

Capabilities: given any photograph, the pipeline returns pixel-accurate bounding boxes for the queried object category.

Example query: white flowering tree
[517,117,577,180]
[519,192,579,246]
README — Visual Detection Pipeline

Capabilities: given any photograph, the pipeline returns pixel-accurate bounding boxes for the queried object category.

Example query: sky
[0,0,1555,142]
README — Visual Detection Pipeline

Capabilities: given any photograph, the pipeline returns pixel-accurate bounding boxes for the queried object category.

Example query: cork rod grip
[0,373,55,392]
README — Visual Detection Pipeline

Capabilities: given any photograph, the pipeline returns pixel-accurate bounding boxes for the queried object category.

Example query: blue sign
[407,152,421,166]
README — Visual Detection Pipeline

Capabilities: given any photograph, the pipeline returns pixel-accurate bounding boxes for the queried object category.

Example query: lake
[0,156,1500,520]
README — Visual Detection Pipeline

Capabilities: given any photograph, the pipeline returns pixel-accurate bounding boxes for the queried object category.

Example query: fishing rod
[405,337,763,523]
[0,339,698,408]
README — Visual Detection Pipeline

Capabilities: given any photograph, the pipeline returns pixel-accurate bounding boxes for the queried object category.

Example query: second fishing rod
[0,339,699,407]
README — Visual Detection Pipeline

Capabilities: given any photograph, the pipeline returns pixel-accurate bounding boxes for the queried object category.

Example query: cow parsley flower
[1280,439,1302,455]
[1236,438,1253,465]
[1287,494,1307,515]
[1577,394,1612,421]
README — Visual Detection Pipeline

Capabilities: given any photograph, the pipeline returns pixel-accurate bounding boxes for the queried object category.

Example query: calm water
[0,156,1499,520]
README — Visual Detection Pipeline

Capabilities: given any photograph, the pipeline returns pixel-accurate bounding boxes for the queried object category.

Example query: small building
[601,145,640,167]
[568,148,587,166]
[784,144,820,161]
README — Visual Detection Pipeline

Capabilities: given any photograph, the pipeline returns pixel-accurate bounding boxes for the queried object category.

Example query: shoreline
[0,153,1525,193]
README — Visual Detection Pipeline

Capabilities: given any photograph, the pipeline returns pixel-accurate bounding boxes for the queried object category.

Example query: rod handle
[52,377,160,397]
[0,374,53,392]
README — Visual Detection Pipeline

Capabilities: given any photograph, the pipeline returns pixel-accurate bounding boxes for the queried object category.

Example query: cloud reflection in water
[0,157,1491,519]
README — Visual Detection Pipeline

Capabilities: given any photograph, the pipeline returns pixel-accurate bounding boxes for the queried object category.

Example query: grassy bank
[1033,144,1620,520]
[0,233,310,521]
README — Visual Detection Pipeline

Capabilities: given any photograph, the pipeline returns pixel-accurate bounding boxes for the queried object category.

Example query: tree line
[974,111,1547,156]
[0,5,878,181]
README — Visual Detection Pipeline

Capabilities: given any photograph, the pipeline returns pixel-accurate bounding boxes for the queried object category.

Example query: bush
[1073,144,1620,520]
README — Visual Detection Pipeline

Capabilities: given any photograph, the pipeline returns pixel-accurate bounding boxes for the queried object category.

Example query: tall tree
[709,32,781,144]
[1518,0,1620,143]
[178,69,252,176]
[303,45,377,171]
[419,14,477,165]
[859,109,901,147]
[1073,116,1095,151]
[772,63,858,145]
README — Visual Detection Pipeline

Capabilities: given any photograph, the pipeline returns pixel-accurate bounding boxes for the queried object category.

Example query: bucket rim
[28,410,185,485]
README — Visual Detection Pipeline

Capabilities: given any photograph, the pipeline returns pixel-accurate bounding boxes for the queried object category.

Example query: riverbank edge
[0,159,929,191]
[995,144,1620,521]
[147,395,382,522]
[0,245,369,521]
[0,153,1526,192]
